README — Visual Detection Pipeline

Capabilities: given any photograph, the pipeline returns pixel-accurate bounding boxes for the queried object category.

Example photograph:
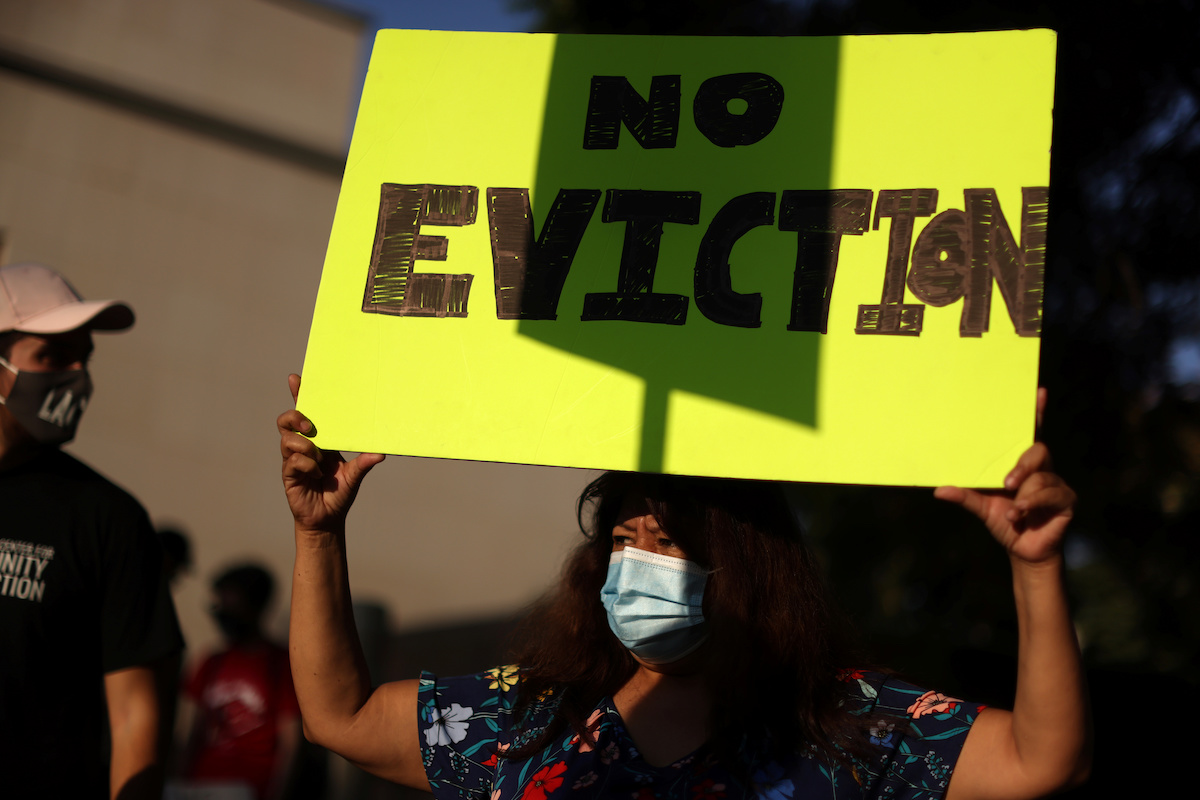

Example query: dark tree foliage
[523,0,807,35]
[520,0,1200,790]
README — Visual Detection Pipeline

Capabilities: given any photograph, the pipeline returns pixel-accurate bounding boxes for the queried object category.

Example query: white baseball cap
[0,263,134,334]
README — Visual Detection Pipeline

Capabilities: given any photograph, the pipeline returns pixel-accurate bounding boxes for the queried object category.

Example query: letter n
[961,187,1048,337]
[583,76,681,149]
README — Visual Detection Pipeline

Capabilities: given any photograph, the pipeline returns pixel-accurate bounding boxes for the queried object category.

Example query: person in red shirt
[181,564,301,800]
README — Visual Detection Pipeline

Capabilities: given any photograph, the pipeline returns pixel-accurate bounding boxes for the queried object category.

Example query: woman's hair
[509,471,865,765]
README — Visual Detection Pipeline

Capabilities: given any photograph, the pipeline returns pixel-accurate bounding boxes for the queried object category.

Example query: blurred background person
[177,563,301,800]
[159,526,194,588]
[156,524,194,777]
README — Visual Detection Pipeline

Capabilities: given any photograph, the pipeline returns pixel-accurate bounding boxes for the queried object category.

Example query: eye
[36,347,75,369]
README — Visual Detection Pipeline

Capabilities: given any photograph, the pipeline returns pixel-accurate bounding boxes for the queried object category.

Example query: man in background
[180,563,301,800]
[0,262,184,799]
[159,525,194,587]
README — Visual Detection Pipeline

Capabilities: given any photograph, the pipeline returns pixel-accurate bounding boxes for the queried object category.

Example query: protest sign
[300,28,1055,486]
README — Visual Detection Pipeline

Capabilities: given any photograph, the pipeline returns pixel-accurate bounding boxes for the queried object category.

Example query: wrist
[1008,550,1064,570]
[294,523,345,546]
[1009,552,1067,598]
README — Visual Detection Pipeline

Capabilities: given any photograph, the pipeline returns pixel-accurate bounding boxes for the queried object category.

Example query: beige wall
[0,0,595,663]
[0,0,353,154]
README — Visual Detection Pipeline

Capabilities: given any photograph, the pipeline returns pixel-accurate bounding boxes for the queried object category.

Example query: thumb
[343,452,385,489]
[934,485,988,520]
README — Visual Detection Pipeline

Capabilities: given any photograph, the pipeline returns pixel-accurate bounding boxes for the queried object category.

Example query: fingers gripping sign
[278,376,423,787]
[279,373,384,534]
[933,388,1075,566]
[934,388,1091,799]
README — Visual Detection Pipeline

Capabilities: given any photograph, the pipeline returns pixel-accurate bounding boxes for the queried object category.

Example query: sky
[318,0,538,45]
[327,0,538,32]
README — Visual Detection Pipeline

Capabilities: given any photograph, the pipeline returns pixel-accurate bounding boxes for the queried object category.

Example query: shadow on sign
[507,36,843,472]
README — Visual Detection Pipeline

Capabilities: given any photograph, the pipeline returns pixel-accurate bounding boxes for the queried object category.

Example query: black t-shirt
[0,448,183,798]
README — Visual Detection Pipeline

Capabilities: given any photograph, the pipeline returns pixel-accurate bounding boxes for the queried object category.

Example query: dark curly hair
[508,471,868,767]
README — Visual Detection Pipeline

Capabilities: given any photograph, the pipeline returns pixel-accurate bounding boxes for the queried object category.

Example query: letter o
[907,209,969,306]
[693,73,785,148]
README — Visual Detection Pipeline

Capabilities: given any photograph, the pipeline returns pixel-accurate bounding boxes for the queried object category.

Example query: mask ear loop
[0,356,15,405]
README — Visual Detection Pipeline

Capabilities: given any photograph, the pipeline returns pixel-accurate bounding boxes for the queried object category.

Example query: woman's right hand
[278,373,384,533]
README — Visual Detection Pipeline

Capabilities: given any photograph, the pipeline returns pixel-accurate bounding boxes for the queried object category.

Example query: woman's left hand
[934,442,1075,566]
[939,390,1091,800]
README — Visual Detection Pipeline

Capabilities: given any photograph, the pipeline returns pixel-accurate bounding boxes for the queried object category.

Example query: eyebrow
[43,342,93,361]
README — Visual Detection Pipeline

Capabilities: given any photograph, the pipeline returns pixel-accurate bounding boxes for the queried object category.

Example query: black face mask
[211,609,257,642]
[0,357,92,445]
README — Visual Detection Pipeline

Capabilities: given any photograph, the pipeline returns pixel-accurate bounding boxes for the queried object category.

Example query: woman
[278,376,1090,799]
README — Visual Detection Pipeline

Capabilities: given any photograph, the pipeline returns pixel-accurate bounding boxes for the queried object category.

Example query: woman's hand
[933,389,1074,566]
[941,390,1091,800]
[278,373,384,534]
[934,442,1075,566]
[280,374,425,788]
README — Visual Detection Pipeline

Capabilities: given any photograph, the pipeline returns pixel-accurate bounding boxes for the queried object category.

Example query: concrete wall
[0,0,595,667]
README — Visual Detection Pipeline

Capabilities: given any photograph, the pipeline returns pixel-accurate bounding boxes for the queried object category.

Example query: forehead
[11,330,94,355]
[614,494,655,526]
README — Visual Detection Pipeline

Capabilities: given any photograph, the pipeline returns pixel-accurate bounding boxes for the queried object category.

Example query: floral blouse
[418,667,984,800]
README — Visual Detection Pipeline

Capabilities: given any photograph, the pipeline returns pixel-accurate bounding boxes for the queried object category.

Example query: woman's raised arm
[279,374,428,788]
[937,401,1092,799]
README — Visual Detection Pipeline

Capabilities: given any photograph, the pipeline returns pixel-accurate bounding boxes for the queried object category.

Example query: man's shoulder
[3,448,151,522]
[36,447,115,479]
[31,448,141,496]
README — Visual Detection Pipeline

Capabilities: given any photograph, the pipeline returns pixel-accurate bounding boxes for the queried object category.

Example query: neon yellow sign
[300,29,1056,486]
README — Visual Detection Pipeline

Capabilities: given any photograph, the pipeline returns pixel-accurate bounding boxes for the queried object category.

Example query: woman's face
[606,494,708,673]
[611,495,691,560]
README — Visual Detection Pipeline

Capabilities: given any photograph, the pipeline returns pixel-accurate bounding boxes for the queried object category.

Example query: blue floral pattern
[418,668,983,800]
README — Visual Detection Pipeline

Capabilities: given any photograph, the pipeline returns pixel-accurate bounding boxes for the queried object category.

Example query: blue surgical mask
[600,547,708,664]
